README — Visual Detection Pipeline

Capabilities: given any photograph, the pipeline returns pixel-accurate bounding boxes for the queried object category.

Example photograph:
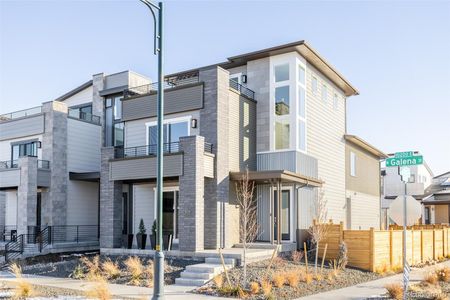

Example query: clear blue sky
[1,0,449,175]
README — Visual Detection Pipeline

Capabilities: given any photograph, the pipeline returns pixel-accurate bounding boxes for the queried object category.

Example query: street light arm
[139,0,160,55]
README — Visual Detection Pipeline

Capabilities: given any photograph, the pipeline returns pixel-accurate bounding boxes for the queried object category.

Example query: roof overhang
[69,172,100,182]
[229,170,323,187]
[344,134,388,158]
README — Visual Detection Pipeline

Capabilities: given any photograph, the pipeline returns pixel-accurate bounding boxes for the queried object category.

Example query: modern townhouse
[95,40,381,254]
[0,70,150,260]
[422,171,450,224]
[381,152,434,227]
[344,135,387,230]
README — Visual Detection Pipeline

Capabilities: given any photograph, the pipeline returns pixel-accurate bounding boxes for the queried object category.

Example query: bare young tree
[307,189,329,274]
[235,169,259,287]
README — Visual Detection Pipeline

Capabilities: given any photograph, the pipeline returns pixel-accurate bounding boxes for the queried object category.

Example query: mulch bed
[19,253,200,286]
[197,257,381,300]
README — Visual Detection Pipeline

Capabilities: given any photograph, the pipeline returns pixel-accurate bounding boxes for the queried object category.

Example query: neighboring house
[381,152,434,227]
[0,102,101,244]
[422,171,450,224]
[344,135,387,230]
[99,40,362,252]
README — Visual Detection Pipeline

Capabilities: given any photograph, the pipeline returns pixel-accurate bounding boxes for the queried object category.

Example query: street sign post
[389,152,423,300]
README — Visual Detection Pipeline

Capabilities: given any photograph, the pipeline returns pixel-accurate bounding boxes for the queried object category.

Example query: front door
[274,190,290,241]
[36,192,41,229]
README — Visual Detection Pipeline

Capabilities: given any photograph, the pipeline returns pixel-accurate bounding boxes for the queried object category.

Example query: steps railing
[38,226,51,252]
[5,234,24,262]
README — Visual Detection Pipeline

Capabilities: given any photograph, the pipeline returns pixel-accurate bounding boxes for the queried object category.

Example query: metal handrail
[68,109,101,125]
[204,142,213,153]
[0,106,42,121]
[0,160,18,169]
[123,71,199,98]
[0,225,17,242]
[114,142,181,158]
[229,79,255,100]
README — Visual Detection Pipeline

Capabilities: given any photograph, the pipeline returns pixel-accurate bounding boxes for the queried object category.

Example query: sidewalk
[0,272,223,299]
[298,259,450,300]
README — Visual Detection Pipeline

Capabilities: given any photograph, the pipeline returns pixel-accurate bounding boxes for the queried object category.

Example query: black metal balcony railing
[114,142,181,159]
[68,109,101,125]
[0,106,42,121]
[1,225,17,242]
[229,79,255,100]
[0,160,18,169]
[204,142,213,153]
[123,71,200,98]
[37,159,50,169]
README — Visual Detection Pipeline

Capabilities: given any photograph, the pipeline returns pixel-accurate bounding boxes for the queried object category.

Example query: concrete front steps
[175,257,235,287]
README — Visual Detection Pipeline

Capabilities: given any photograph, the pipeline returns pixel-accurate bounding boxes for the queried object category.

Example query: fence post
[411,228,414,264]
[433,229,436,260]
[369,227,375,272]
[389,228,393,268]
[420,229,424,264]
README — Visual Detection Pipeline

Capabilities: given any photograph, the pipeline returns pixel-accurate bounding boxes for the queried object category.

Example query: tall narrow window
[321,84,327,103]
[298,120,306,151]
[275,121,290,150]
[275,86,290,115]
[312,76,318,94]
[298,86,306,118]
[114,96,122,120]
[114,123,124,147]
[298,65,305,84]
[350,152,356,177]
[333,93,339,110]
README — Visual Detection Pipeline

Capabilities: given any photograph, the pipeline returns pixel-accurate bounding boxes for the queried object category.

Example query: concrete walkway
[0,272,223,299]
[298,260,450,300]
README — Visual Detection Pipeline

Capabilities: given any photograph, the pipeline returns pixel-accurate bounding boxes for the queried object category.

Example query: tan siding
[345,142,381,196]
[306,62,347,224]
[347,189,380,229]
[435,205,449,223]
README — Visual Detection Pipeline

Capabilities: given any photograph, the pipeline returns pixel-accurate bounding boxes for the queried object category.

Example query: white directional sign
[389,195,422,226]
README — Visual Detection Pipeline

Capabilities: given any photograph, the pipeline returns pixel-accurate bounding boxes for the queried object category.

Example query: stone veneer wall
[178,136,205,251]
[17,156,38,236]
[99,147,123,248]
[41,101,68,227]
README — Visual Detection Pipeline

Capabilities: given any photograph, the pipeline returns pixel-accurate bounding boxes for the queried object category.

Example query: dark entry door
[36,192,42,228]
[273,190,290,241]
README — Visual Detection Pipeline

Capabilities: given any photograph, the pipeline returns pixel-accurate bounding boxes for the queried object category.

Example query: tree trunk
[314,241,319,274]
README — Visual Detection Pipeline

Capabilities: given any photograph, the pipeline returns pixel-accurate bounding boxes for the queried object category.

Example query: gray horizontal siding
[0,169,20,188]
[122,84,203,121]
[37,169,50,187]
[67,118,101,172]
[257,151,318,178]
[0,114,45,141]
[257,184,271,241]
[110,154,183,180]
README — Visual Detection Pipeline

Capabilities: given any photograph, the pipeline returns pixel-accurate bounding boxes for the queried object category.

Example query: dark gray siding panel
[0,169,20,188]
[122,84,203,121]
[110,154,183,180]
[0,114,45,141]
[37,169,50,187]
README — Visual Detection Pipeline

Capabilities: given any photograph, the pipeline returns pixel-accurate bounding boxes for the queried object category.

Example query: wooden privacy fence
[318,222,450,272]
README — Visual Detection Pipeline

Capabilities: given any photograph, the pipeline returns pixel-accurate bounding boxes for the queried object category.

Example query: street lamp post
[138,1,164,299]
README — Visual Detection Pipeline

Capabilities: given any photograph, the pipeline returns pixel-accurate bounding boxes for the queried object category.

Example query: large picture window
[147,118,190,154]
[11,141,38,162]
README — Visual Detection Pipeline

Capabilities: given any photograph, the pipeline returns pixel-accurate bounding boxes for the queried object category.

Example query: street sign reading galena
[386,152,423,167]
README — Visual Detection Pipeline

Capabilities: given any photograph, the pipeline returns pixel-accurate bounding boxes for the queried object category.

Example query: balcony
[229,79,255,100]
[68,109,101,125]
[0,106,42,122]
[0,159,50,189]
[109,139,214,181]
[257,150,318,179]
[123,71,200,99]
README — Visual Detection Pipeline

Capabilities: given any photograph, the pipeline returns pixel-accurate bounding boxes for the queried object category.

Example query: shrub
[272,273,285,288]
[144,261,154,287]
[70,264,85,279]
[138,219,146,235]
[315,274,323,281]
[375,263,390,275]
[85,275,112,300]
[261,279,272,296]
[80,255,101,278]
[8,263,34,299]
[326,272,334,283]
[424,272,438,285]
[435,267,450,282]
[217,285,240,297]
[433,293,449,300]
[305,273,313,284]
[290,250,304,264]
[124,256,144,285]
[329,259,339,277]
[102,259,120,279]
[272,256,286,267]
[385,283,403,300]
[336,241,348,270]
[391,264,403,274]
[213,275,224,288]
[285,271,300,287]
[249,282,259,294]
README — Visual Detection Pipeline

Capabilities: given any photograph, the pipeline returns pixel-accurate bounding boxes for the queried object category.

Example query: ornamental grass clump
[80,255,101,280]
[272,272,285,288]
[435,267,450,282]
[290,250,304,264]
[385,283,403,300]
[285,271,300,287]
[102,259,121,280]
[249,282,259,294]
[213,274,224,289]
[8,263,34,299]
[124,256,144,285]
[424,272,438,285]
[85,274,112,300]
[260,279,272,296]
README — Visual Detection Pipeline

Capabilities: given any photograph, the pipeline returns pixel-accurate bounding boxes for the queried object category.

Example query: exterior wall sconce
[242,74,247,83]
[191,118,197,129]
[35,141,42,148]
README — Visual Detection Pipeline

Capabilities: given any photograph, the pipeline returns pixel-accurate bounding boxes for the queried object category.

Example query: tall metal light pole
[138,1,164,299]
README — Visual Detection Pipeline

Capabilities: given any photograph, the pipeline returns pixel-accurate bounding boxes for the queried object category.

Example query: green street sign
[386,152,423,167]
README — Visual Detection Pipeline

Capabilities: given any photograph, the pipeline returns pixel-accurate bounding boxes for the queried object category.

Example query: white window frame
[145,115,192,148]
[296,61,307,153]
[350,152,356,177]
